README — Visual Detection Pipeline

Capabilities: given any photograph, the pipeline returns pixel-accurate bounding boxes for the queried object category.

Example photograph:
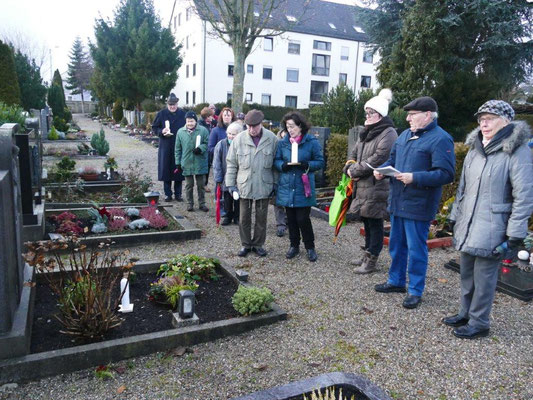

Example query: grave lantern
[144,191,160,207]
[178,290,195,319]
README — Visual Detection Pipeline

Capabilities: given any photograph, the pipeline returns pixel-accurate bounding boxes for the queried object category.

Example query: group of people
[154,91,532,340]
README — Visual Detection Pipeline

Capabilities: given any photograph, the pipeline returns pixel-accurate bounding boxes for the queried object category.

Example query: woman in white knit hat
[343,89,398,273]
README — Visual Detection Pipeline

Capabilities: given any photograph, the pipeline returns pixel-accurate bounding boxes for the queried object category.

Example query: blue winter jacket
[381,119,455,221]
[274,133,324,208]
[208,126,227,156]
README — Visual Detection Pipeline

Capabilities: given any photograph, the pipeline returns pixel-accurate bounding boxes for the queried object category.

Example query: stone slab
[172,313,200,328]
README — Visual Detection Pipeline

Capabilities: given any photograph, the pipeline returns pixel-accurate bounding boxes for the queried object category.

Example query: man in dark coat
[373,96,455,309]
[152,93,186,201]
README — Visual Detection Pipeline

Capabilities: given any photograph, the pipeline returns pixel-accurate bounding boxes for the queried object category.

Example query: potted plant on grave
[103,157,118,179]
[79,165,100,181]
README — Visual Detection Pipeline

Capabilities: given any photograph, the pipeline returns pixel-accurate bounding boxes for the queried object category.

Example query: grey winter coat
[347,118,397,219]
[450,121,533,258]
[225,128,278,200]
[213,138,230,191]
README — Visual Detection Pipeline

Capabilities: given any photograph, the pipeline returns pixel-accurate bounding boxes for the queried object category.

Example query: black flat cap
[403,96,438,112]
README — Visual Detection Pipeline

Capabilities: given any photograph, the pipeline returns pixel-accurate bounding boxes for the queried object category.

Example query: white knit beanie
[364,89,393,117]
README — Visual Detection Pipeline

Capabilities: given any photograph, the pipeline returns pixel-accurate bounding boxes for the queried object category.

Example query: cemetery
[0,0,532,399]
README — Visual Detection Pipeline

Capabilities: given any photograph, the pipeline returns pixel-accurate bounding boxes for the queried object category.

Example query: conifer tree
[0,40,21,106]
[66,37,92,113]
[13,48,46,110]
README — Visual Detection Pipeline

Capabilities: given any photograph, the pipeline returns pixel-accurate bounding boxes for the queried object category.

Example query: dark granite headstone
[308,127,331,188]
[15,133,37,225]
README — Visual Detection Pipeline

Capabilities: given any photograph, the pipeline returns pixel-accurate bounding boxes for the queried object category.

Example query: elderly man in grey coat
[226,110,278,257]
[445,100,533,339]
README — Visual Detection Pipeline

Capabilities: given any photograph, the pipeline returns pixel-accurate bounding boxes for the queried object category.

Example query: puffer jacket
[274,133,325,208]
[174,125,209,176]
[450,121,533,258]
[213,138,230,191]
[347,117,397,219]
[225,128,278,199]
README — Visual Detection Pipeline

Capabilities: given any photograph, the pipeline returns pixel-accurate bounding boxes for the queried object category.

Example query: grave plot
[0,248,286,384]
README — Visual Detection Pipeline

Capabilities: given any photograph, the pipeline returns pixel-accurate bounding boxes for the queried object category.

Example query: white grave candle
[164,120,170,130]
[118,277,133,313]
[291,141,298,163]
[195,135,201,148]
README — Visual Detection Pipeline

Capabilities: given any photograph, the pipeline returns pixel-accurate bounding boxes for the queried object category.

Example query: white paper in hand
[366,162,401,177]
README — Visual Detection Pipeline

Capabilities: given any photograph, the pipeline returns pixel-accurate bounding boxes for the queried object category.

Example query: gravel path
[2,115,532,400]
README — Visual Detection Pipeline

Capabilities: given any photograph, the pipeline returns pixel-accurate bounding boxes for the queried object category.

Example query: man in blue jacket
[373,97,455,309]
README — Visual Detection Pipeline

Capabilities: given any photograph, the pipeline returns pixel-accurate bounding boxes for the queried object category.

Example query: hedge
[325,134,348,186]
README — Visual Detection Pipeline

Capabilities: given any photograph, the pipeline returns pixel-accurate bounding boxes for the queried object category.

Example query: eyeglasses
[406,111,426,118]
[365,110,377,117]
[477,115,499,124]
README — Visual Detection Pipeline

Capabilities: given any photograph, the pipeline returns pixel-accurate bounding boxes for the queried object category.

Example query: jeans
[286,206,315,249]
[163,181,182,198]
[185,174,206,207]
[239,198,269,248]
[362,217,384,257]
[387,215,430,296]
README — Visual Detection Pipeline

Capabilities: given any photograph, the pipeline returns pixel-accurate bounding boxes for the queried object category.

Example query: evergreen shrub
[0,40,21,106]
[0,101,25,126]
[232,286,274,316]
[325,134,348,185]
[112,101,123,123]
[90,128,110,156]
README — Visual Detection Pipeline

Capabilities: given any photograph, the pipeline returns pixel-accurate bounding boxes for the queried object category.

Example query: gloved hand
[444,219,456,233]
[281,162,291,172]
[228,186,238,195]
[508,237,523,250]
[343,160,356,175]
[193,147,202,155]
[299,161,309,171]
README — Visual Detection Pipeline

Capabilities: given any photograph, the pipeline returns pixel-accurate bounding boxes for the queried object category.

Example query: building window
[193,63,196,76]
[245,93,253,102]
[312,54,330,76]
[186,7,192,21]
[341,46,349,60]
[261,94,271,106]
[247,64,254,74]
[339,73,347,84]
[285,96,297,108]
[286,68,299,82]
[264,37,273,51]
[227,92,232,101]
[313,40,331,51]
[310,81,329,102]
[186,64,189,78]
[263,67,272,80]
[186,91,189,104]
[228,64,234,77]
[192,91,196,104]
[186,35,189,49]
[173,16,177,30]
[288,42,300,55]
[360,75,372,88]
[178,13,181,26]
[363,49,374,63]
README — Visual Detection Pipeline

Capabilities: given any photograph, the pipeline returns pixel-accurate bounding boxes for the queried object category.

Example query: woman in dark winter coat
[208,107,235,157]
[444,100,533,339]
[275,112,324,262]
[344,89,397,273]
[152,93,186,201]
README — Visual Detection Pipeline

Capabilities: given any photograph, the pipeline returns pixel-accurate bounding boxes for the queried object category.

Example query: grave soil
[30,271,239,354]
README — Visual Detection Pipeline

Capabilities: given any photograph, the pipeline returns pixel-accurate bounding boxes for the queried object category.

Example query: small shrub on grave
[120,117,128,126]
[54,156,76,182]
[158,254,220,282]
[23,237,135,338]
[139,207,168,229]
[148,275,198,309]
[0,101,25,126]
[53,115,69,133]
[90,127,110,156]
[232,286,274,316]
[77,142,91,155]
[120,160,153,203]
[48,125,59,140]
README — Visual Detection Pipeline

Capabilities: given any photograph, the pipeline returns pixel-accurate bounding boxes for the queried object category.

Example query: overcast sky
[0,0,358,85]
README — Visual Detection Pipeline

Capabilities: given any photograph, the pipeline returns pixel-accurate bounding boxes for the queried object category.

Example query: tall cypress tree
[0,40,21,106]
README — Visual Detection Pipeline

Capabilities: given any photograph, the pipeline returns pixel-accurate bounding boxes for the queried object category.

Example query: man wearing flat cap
[225,109,278,257]
[373,96,455,309]
[152,93,186,202]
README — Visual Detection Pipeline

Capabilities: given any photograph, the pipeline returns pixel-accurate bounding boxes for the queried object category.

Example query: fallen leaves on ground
[252,364,268,371]
[116,385,126,394]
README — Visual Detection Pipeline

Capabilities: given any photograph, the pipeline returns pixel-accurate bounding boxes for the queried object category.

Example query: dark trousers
[185,175,206,207]
[362,217,384,257]
[286,206,315,250]
[223,191,240,221]
[163,180,182,198]
[239,198,269,248]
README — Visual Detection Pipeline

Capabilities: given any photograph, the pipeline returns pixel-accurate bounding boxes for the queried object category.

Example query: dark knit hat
[167,93,178,105]
[403,96,438,112]
[185,111,197,121]
[244,109,264,126]
[474,100,514,121]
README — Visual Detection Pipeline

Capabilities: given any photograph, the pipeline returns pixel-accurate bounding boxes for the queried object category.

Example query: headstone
[40,108,50,139]
[15,133,37,225]
[308,127,330,188]
[25,117,42,204]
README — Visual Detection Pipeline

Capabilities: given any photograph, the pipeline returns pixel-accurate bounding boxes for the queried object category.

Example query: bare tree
[0,28,48,69]
[192,0,306,113]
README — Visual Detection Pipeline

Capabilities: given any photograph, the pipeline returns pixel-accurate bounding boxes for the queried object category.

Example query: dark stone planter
[0,260,287,384]
[444,259,533,302]
[231,372,392,400]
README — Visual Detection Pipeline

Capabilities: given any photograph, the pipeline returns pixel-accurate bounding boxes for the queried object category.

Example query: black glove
[342,163,351,175]
[508,237,523,250]
[299,161,309,171]
[281,162,291,172]
[444,219,455,233]
[193,147,202,155]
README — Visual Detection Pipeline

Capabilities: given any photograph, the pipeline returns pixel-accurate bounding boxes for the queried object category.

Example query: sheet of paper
[365,162,401,177]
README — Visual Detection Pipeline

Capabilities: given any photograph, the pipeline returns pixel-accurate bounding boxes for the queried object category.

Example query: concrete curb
[0,260,287,384]
[231,371,392,400]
